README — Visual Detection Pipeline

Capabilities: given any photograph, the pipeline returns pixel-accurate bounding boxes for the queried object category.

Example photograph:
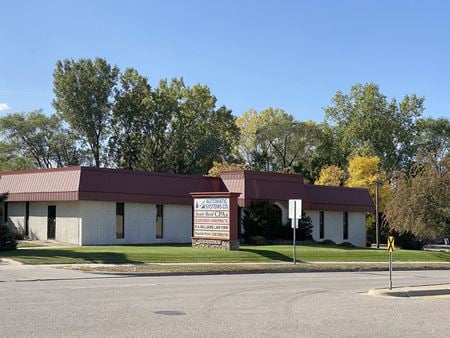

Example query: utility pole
[375,181,380,249]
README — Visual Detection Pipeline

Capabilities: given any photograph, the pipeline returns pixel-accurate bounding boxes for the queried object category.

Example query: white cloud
[0,102,10,111]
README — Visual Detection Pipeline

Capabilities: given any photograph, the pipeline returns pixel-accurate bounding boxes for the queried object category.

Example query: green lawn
[1,244,450,265]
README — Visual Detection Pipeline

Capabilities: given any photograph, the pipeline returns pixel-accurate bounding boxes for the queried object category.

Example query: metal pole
[389,252,392,290]
[293,203,296,265]
[375,182,380,249]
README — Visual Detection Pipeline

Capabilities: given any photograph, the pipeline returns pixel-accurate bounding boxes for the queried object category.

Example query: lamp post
[375,180,381,249]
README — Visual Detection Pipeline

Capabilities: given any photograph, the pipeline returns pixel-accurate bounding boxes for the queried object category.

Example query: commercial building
[0,166,374,247]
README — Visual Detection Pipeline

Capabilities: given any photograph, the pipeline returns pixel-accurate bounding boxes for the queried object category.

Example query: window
[343,212,349,240]
[319,211,324,239]
[116,203,124,239]
[25,202,30,236]
[156,204,163,239]
[4,202,8,224]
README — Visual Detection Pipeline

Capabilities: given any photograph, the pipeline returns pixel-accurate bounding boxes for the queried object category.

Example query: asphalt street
[1,266,449,337]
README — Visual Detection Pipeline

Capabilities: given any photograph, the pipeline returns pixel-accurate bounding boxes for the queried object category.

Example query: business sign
[193,198,230,239]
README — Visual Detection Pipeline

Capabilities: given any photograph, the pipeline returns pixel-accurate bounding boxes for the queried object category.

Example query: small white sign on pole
[289,199,302,265]
[289,199,302,224]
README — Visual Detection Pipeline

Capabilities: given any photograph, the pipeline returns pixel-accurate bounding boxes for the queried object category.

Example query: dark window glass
[4,202,8,224]
[156,204,163,239]
[47,205,56,239]
[116,203,124,239]
[25,202,30,236]
[319,211,324,239]
[343,212,349,240]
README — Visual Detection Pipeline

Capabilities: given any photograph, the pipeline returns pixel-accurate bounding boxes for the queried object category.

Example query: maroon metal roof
[220,170,312,208]
[78,167,221,204]
[305,185,375,213]
[0,167,81,201]
[0,166,221,204]
[0,167,374,212]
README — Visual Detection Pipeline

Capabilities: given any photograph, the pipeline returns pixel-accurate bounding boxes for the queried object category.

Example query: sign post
[289,199,302,265]
[387,236,395,290]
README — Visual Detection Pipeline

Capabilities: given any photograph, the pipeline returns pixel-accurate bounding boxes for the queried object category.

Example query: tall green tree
[325,83,424,174]
[110,75,239,175]
[0,142,34,171]
[236,109,274,171]
[110,68,153,169]
[53,58,119,167]
[236,108,327,178]
[0,110,81,168]
[163,79,239,175]
[415,117,450,161]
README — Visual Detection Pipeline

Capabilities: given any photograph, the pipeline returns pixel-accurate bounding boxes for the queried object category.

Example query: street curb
[368,283,450,298]
[65,265,450,278]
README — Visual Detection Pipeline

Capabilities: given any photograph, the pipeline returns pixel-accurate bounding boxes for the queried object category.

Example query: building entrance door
[47,206,56,239]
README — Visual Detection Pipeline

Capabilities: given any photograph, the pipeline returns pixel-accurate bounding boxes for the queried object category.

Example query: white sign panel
[289,199,302,220]
[193,198,230,239]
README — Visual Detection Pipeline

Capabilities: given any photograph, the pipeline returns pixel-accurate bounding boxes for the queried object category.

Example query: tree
[53,58,119,167]
[161,79,239,175]
[207,160,246,177]
[415,117,450,161]
[236,108,321,174]
[110,68,153,169]
[315,165,346,186]
[0,110,81,168]
[384,149,450,242]
[345,155,390,209]
[325,83,424,173]
[304,123,347,182]
[235,109,267,169]
[110,76,239,175]
[0,142,34,171]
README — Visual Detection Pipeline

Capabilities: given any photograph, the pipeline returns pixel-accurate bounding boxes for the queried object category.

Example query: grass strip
[2,244,449,265]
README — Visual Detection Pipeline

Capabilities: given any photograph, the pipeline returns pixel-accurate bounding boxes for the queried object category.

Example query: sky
[1,0,449,121]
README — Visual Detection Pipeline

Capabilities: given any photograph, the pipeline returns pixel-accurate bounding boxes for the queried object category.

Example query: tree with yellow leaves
[207,161,246,177]
[346,155,390,210]
[314,165,346,186]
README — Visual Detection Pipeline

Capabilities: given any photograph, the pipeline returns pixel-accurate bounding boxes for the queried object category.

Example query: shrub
[393,231,425,250]
[14,228,26,240]
[242,201,313,242]
[247,236,267,245]
[294,216,313,241]
[366,240,372,248]
[339,241,355,248]
[318,239,336,246]
[0,223,17,251]
[242,201,283,241]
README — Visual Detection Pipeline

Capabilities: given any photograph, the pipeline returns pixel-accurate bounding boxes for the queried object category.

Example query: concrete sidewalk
[368,283,450,298]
